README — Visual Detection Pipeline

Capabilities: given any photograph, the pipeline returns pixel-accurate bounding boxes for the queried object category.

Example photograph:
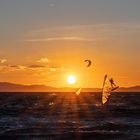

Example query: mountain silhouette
[0,82,140,92]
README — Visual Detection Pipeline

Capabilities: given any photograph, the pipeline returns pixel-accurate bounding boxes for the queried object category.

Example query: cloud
[25,23,140,43]
[0,59,7,64]
[10,65,27,70]
[0,57,70,75]
[27,24,111,34]
[37,58,49,63]
[28,64,46,69]
[0,65,27,73]
[28,63,60,72]
[26,23,126,35]
[26,37,95,42]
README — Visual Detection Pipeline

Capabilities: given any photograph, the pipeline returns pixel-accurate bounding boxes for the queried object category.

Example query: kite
[84,60,91,67]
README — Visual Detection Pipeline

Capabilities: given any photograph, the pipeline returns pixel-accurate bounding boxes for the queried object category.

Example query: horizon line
[0,81,139,89]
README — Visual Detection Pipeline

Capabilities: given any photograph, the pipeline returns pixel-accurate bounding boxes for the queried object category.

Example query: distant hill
[0,82,140,92]
[117,86,140,92]
[0,82,55,92]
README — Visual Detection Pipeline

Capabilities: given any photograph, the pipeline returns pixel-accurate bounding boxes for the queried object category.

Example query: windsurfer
[110,78,116,88]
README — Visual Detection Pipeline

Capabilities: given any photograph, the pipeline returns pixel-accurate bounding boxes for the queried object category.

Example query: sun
[67,75,76,85]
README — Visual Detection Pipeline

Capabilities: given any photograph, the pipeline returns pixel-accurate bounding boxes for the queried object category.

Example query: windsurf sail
[102,75,119,104]
[76,88,82,95]
[49,102,54,106]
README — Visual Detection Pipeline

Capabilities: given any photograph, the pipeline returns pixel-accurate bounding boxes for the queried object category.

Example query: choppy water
[0,92,140,140]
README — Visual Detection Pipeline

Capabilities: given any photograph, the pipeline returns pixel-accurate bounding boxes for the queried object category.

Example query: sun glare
[67,75,76,85]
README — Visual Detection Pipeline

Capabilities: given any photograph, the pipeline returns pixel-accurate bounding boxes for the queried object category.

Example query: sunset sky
[0,0,140,88]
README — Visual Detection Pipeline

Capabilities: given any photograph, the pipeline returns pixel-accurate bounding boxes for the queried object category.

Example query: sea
[0,92,139,140]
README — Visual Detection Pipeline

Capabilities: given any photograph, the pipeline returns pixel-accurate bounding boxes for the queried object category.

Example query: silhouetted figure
[110,78,116,88]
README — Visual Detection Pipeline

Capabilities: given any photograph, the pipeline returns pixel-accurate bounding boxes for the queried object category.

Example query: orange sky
[0,1,140,88]
[0,28,139,88]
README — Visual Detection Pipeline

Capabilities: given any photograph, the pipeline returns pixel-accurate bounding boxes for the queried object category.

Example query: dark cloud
[28,64,46,69]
